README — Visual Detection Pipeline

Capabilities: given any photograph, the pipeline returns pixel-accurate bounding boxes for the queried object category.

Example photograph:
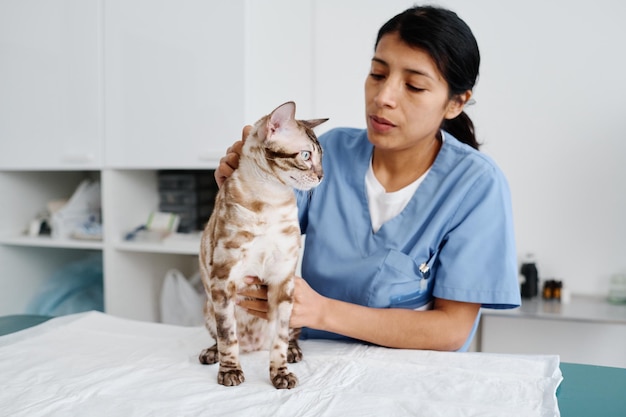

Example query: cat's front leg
[199,344,246,385]
[268,279,298,389]
[211,282,245,387]
[199,343,219,365]
[199,301,220,365]
[287,328,304,363]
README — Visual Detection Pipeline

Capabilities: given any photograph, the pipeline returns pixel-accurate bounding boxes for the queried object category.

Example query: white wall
[248,0,625,297]
[451,0,626,297]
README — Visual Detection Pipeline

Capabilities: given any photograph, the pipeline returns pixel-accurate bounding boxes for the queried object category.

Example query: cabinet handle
[61,152,95,163]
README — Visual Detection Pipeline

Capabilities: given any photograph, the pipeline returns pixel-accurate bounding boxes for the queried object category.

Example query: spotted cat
[198,101,327,389]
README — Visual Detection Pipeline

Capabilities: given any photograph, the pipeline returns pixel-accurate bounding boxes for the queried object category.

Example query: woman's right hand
[214,125,252,188]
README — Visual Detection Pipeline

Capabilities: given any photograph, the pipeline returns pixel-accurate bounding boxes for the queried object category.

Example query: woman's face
[365,32,466,152]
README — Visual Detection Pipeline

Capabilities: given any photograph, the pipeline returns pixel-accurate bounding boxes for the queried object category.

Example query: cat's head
[251,101,328,191]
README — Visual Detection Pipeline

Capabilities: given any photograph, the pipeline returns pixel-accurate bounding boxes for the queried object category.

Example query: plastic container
[157,171,215,190]
[159,203,214,233]
[159,189,216,205]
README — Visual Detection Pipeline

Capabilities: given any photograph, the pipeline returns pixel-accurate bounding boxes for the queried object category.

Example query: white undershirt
[365,158,430,233]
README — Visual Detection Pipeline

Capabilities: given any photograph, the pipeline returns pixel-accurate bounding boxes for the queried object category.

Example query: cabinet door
[104,0,245,169]
[244,0,314,123]
[0,0,102,169]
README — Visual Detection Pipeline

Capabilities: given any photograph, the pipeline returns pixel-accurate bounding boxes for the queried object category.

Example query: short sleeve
[432,168,520,309]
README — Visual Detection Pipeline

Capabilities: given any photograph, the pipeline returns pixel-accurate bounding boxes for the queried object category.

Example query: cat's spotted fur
[198,102,327,389]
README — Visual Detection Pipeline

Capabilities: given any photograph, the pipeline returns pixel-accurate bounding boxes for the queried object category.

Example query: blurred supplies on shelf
[542,279,571,304]
[147,211,181,234]
[158,171,217,233]
[72,222,103,241]
[608,273,626,304]
[27,199,67,237]
[25,253,104,316]
[520,254,539,299]
[28,216,51,237]
[160,269,206,326]
[124,211,180,242]
[542,279,563,301]
[50,179,102,241]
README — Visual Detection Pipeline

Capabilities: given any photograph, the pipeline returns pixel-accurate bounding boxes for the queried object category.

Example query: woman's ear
[444,90,473,120]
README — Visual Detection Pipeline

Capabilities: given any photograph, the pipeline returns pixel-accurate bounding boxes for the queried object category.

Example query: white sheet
[0,312,562,417]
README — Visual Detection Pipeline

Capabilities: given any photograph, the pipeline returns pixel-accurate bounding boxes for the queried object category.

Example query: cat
[198,101,327,389]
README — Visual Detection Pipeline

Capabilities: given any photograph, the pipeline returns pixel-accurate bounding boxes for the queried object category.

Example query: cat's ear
[267,101,296,137]
[300,118,329,130]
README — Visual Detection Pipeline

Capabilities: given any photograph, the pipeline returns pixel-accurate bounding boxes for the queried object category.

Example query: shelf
[113,233,202,255]
[0,234,103,250]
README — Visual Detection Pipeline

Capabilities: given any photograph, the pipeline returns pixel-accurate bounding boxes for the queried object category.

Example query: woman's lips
[369,115,396,133]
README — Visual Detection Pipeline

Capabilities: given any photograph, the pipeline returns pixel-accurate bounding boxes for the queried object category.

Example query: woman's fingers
[238,286,267,300]
[240,125,252,142]
[237,298,269,320]
[215,150,240,187]
[237,276,269,320]
[213,125,252,188]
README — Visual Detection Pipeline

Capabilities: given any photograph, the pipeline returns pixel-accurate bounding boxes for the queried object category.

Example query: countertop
[483,294,626,324]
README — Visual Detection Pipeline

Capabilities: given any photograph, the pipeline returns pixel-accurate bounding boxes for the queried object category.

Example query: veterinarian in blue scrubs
[218,6,520,351]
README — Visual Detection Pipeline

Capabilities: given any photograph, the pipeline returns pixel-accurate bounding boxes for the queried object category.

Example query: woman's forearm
[314,296,480,351]
[242,276,481,351]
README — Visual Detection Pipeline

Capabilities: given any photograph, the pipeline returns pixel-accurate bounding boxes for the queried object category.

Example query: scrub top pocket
[366,249,434,309]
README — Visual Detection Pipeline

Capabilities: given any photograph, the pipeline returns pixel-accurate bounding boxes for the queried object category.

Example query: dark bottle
[520,257,539,299]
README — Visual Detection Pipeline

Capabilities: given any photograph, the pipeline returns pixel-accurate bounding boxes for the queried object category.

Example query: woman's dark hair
[375,6,481,150]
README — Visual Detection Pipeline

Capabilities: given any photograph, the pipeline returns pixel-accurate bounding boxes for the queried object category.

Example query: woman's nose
[374,80,398,108]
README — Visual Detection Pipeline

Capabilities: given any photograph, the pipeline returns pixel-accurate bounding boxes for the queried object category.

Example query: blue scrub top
[296,128,521,351]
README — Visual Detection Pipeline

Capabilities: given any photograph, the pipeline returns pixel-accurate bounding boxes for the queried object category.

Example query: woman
[217,5,520,352]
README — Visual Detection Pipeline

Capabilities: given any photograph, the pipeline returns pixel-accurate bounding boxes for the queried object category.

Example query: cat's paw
[287,341,303,363]
[198,345,219,365]
[271,370,298,389]
[218,367,245,387]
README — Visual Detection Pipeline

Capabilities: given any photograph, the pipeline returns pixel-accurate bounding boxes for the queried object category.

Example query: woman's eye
[369,73,385,80]
[300,150,311,161]
[406,84,425,92]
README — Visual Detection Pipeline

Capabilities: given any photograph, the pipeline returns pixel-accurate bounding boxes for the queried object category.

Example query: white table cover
[0,312,562,416]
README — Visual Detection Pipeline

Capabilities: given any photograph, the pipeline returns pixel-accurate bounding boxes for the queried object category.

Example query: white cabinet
[0,168,204,321]
[0,0,412,321]
[0,171,103,315]
[0,0,246,320]
[479,297,626,368]
[2,0,397,321]
[101,169,203,321]
[104,0,245,168]
[0,0,102,169]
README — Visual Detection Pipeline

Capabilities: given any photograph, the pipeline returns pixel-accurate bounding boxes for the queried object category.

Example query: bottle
[543,280,554,300]
[520,254,539,299]
[553,281,562,301]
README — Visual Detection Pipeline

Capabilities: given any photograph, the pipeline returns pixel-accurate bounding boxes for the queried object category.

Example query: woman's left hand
[290,275,326,329]
[237,276,325,329]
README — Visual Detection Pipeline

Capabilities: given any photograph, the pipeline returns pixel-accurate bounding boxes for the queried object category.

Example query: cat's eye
[300,150,311,161]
